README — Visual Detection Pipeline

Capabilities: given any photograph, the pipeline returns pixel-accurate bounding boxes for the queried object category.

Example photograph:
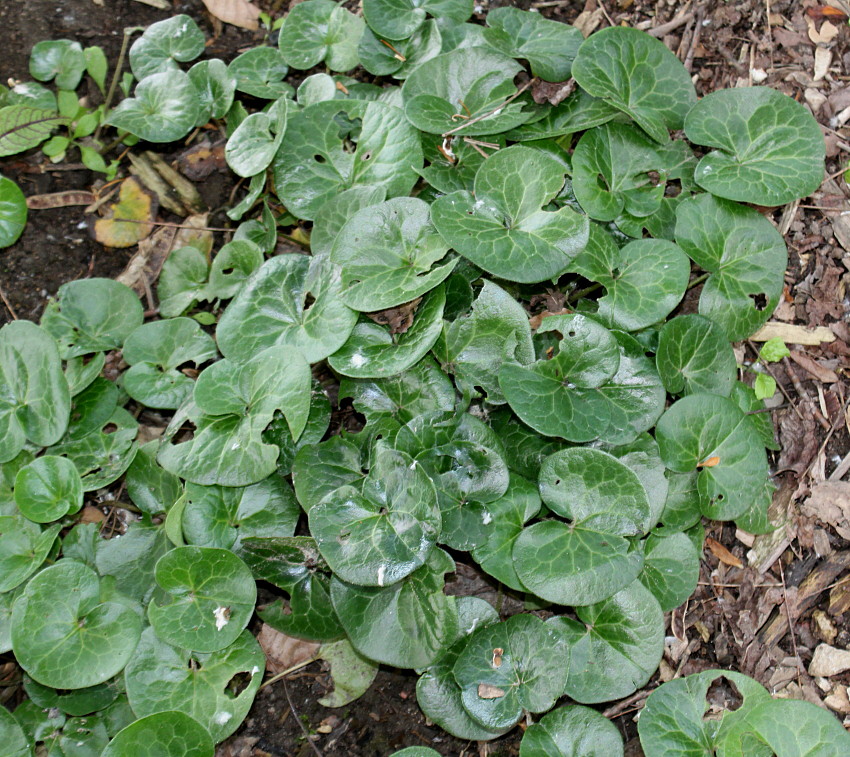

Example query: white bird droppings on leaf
[214,605,231,630]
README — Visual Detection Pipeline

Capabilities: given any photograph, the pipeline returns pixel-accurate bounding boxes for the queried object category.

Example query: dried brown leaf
[477,683,506,699]
[26,190,96,210]
[92,177,158,249]
[705,537,744,569]
[788,351,840,384]
[256,623,320,674]
[201,0,260,30]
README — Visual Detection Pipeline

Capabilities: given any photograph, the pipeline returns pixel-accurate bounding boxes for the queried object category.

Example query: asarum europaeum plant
[1,3,847,756]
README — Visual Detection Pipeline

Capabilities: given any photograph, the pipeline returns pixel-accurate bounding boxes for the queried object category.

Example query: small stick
[648,11,695,38]
[0,284,18,320]
[777,559,803,690]
[442,78,536,138]
[782,357,830,430]
[95,27,142,142]
[597,0,616,28]
[283,679,324,757]
[684,7,705,72]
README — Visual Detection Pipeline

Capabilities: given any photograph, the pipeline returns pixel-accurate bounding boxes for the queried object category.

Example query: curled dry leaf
[256,623,320,674]
[201,0,260,30]
[705,536,744,569]
[478,683,506,699]
[91,176,158,249]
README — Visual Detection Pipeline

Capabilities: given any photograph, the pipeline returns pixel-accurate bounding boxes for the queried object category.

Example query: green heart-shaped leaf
[0,516,61,593]
[107,70,200,143]
[227,47,290,99]
[436,279,534,405]
[102,711,213,757]
[129,15,205,79]
[656,314,737,397]
[14,455,82,523]
[217,255,357,363]
[292,435,365,513]
[674,193,786,340]
[401,47,529,136]
[11,561,142,689]
[572,26,696,143]
[157,246,210,318]
[40,278,143,359]
[273,99,422,220]
[182,476,300,551]
[520,704,625,757]
[453,613,571,730]
[656,393,769,521]
[123,317,217,410]
[0,175,27,248]
[484,8,583,82]
[95,521,172,604]
[279,0,364,72]
[359,21,442,79]
[147,546,257,653]
[431,145,588,283]
[225,98,293,179]
[686,87,825,206]
[505,88,619,142]
[30,40,86,90]
[569,225,690,331]
[329,284,446,378]
[332,197,455,311]
[310,446,441,586]
[124,627,263,742]
[242,536,344,642]
[188,59,236,126]
[639,532,700,612]
[310,185,387,257]
[555,580,664,703]
[207,240,264,301]
[363,0,471,40]
[331,548,459,668]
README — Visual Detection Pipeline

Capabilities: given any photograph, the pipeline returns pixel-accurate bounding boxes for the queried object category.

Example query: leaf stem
[687,272,709,289]
[260,657,319,690]
[442,77,537,138]
[568,281,603,303]
[94,26,141,142]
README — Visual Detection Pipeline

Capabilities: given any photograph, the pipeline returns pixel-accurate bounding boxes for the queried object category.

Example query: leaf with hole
[431,145,588,283]
[656,393,769,521]
[279,0,365,72]
[484,8,583,82]
[217,254,358,364]
[124,627,263,742]
[674,193,786,341]
[11,561,142,689]
[656,314,737,397]
[401,47,530,136]
[331,548,458,668]
[572,26,696,143]
[106,70,201,143]
[129,15,205,79]
[273,99,422,220]
[147,545,257,653]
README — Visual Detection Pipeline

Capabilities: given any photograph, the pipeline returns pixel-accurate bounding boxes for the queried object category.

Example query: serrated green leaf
[656,314,737,397]
[363,0,471,40]
[11,561,142,689]
[273,99,422,220]
[656,393,769,521]
[686,87,825,206]
[0,105,68,158]
[129,15,205,79]
[401,47,529,136]
[675,193,786,340]
[182,476,300,550]
[123,317,217,410]
[14,455,82,523]
[0,175,27,248]
[572,26,696,143]
[101,711,213,757]
[124,627,263,742]
[147,546,257,653]
[485,8,583,81]
[217,254,357,363]
[106,70,200,143]
[331,548,459,668]
[520,704,625,757]
[432,145,588,283]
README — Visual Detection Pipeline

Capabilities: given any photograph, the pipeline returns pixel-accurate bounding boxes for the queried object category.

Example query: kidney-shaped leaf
[674,193,787,341]
[147,546,257,653]
[14,455,83,523]
[569,225,690,331]
[11,561,142,689]
[309,446,441,586]
[656,394,769,521]
[363,0,471,40]
[332,197,455,311]
[520,704,625,757]
[217,254,357,363]
[686,87,825,206]
[273,99,422,220]
[432,145,588,283]
[572,26,696,143]
[0,516,62,593]
[0,703,30,757]
[453,613,571,730]
[555,580,664,703]
[124,627,263,742]
[30,39,86,90]
[102,711,213,757]
[107,70,200,143]
[225,99,293,178]
[639,532,700,612]
[359,21,442,79]
[0,175,27,248]
[402,47,529,136]
[484,8,583,82]
[123,317,217,410]
[129,15,205,79]
[228,47,290,99]
[279,0,364,72]
[188,59,236,126]
[41,277,143,358]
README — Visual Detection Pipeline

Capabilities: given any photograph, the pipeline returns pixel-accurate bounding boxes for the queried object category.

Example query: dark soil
[2,0,850,756]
